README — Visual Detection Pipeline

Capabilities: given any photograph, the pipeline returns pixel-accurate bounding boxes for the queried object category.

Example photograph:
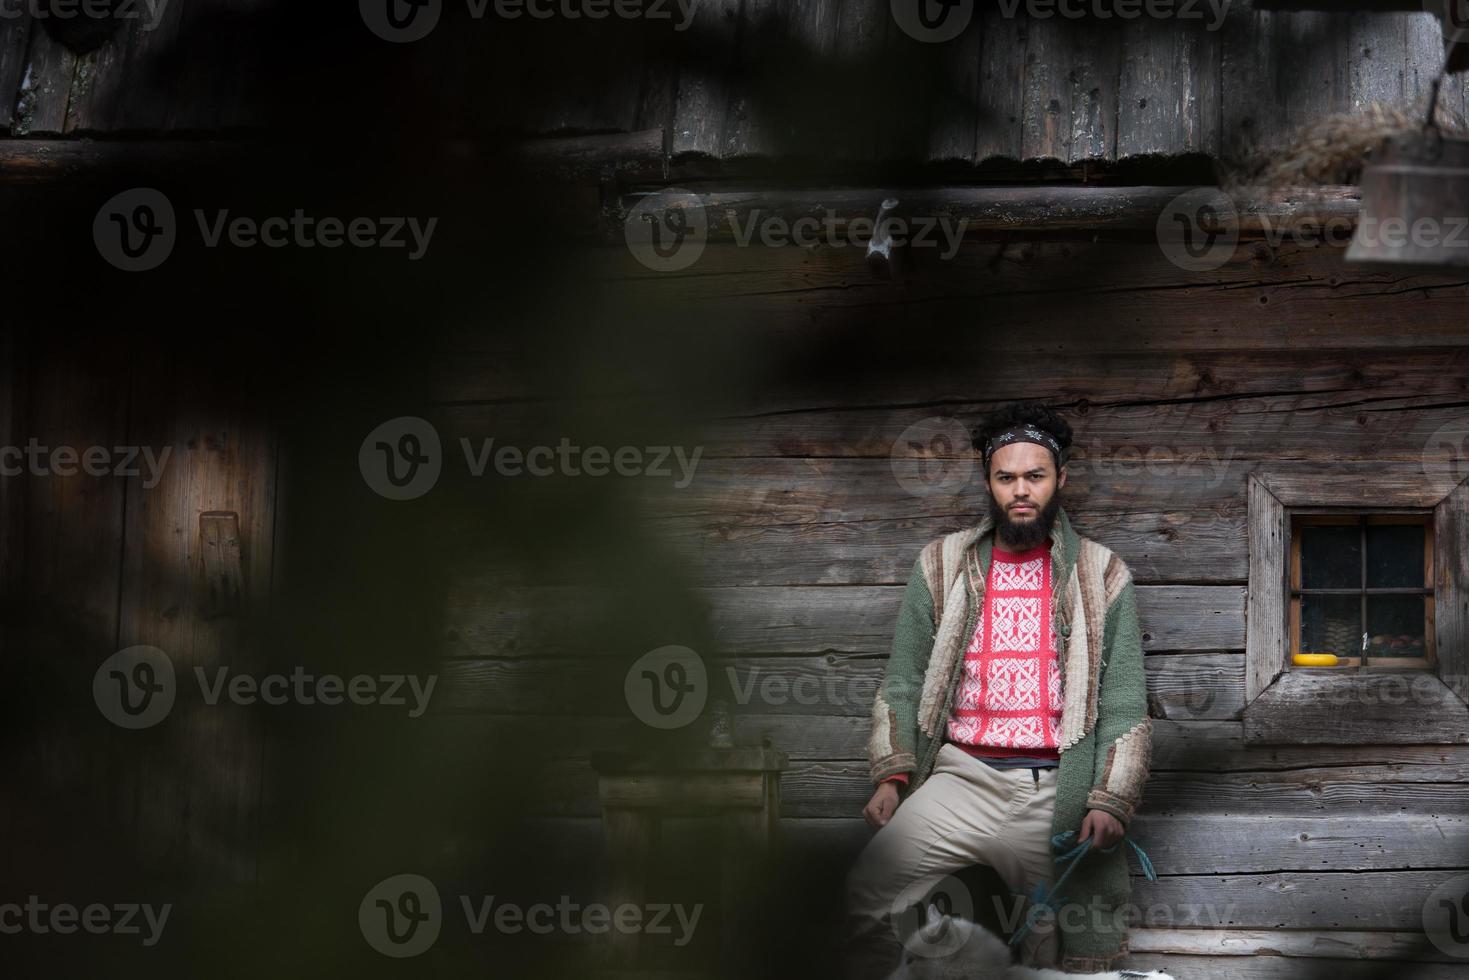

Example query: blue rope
[1008,829,1157,948]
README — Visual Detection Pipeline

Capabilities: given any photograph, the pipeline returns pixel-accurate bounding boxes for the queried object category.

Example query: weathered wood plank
[926,15,983,165]
[436,241,1469,359]
[4,331,131,891]
[608,184,1364,241]
[718,0,782,160]
[425,714,1469,776]
[1117,952,1469,978]
[1244,669,1469,744]
[1128,926,1467,962]
[0,14,29,133]
[973,5,1027,163]
[11,24,76,136]
[64,0,187,133]
[1118,16,1222,158]
[826,0,887,163]
[115,342,278,882]
[432,649,1242,718]
[670,0,740,158]
[441,583,1243,658]
[496,751,1469,824]
[1247,475,1288,704]
[778,760,1469,818]
[647,510,1248,587]
[1221,2,1350,164]
[1435,478,1469,705]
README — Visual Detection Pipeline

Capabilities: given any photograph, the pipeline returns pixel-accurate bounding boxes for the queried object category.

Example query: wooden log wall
[426,234,1469,976]
[1,1,1466,172]
[0,332,279,891]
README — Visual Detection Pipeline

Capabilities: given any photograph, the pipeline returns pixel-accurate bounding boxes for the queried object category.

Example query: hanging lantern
[1346,78,1469,272]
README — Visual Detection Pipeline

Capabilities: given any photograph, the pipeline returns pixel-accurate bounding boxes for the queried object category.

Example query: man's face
[986,441,1066,544]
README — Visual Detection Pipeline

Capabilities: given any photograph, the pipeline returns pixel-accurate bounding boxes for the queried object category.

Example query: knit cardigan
[866,506,1153,972]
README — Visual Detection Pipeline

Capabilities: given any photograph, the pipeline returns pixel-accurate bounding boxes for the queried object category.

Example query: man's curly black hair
[972,402,1073,474]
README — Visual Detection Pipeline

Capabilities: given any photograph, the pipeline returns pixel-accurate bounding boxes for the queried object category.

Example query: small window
[1290,514,1435,668]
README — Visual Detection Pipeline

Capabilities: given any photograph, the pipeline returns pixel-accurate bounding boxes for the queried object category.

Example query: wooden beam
[610,185,1363,240]
[0,132,668,184]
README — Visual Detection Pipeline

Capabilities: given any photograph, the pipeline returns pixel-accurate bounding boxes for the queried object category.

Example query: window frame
[1243,470,1469,745]
[1288,512,1435,669]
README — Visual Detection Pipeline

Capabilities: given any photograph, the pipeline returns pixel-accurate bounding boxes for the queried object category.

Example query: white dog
[885,905,1175,980]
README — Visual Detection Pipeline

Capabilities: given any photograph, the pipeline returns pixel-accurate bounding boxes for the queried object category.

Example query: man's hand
[1077,809,1124,849]
[862,782,902,829]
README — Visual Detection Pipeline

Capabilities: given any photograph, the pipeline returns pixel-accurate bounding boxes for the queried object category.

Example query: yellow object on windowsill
[1293,652,1340,666]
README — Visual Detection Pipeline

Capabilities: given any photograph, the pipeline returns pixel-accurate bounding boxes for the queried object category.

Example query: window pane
[1300,594,1361,657]
[1366,595,1427,658]
[1366,524,1425,588]
[1300,524,1360,589]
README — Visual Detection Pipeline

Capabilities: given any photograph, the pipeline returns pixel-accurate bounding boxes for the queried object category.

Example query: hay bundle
[1229,96,1467,189]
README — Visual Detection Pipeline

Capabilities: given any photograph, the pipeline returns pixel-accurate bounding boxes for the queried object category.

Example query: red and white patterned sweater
[947,536,1062,758]
[884,537,1062,787]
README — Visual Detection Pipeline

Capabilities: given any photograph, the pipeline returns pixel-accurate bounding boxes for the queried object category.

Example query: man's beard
[987,490,1061,550]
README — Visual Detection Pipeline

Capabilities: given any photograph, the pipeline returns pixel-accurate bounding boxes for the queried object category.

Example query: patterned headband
[981,424,1065,471]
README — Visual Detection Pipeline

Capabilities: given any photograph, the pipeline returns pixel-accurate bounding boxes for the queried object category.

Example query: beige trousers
[844,743,1061,979]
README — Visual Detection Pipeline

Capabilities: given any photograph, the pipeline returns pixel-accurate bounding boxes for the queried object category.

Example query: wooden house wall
[1,1,1466,171]
[427,237,1469,976]
[0,332,279,891]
